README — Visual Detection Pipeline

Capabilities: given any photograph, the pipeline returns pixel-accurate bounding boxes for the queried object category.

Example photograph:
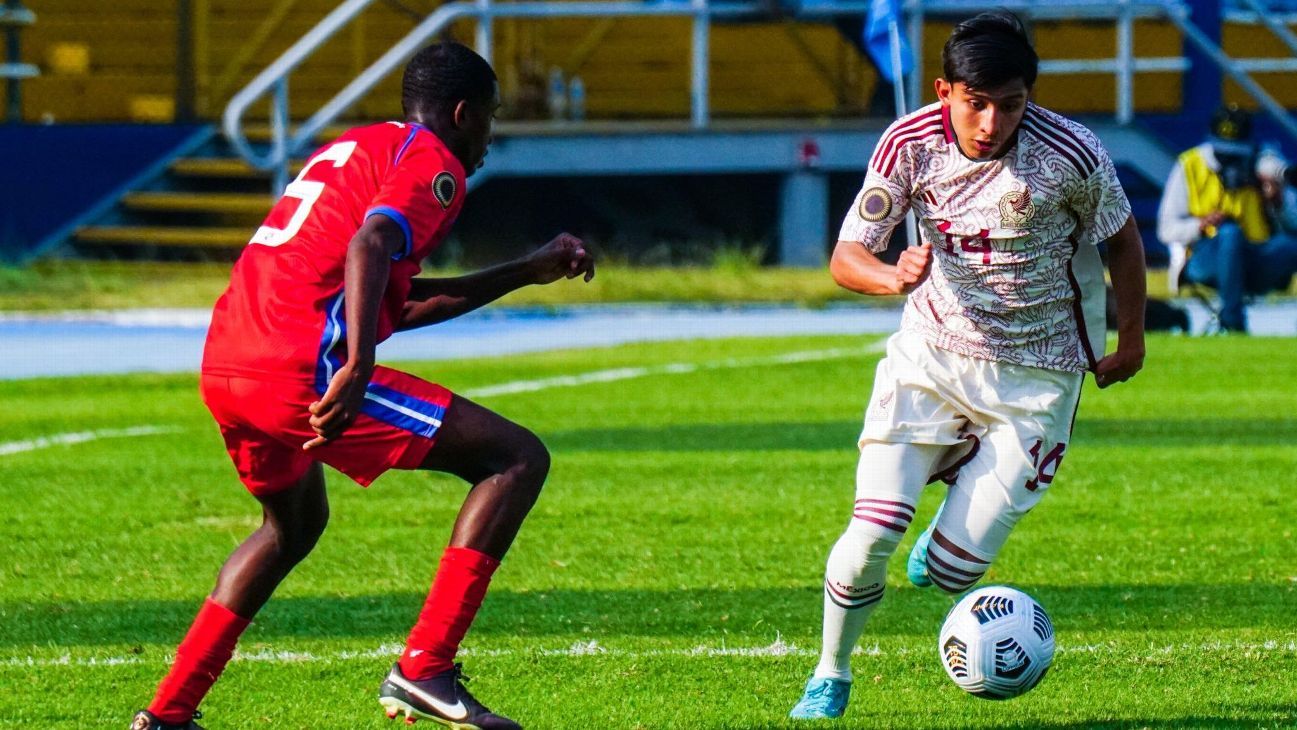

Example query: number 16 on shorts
[1025,440,1066,492]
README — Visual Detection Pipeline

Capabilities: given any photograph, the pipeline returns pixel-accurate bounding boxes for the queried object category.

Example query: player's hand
[1093,345,1144,389]
[526,232,596,285]
[303,362,371,450]
[895,242,933,294]
[1199,211,1228,233]
[1261,178,1283,205]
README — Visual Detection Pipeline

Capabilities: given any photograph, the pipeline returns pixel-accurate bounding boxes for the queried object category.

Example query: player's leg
[380,394,547,729]
[210,462,331,613]
[792,332,969,719]
[1199,222,1248,331]
[138,463,328,729]
[923,369,1081,594]
[922,426,1039,592]
[905,500,945,588]
[1244,234,1297,299]
[790,441,947,720]
[906,435,979,588]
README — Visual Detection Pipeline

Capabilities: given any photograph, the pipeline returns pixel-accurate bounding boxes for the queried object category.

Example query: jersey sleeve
[838,136,916,253]
[1068,129,1132,248]
[364,136,463,261]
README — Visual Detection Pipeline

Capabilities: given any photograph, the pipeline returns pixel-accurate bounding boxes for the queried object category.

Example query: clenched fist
[895,242,933,294]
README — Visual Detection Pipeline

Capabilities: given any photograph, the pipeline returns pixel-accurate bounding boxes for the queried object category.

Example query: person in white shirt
[789,10,1147,720]
[1157,105,1297,332]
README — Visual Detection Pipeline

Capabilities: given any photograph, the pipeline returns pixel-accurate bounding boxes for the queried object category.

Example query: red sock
[148,598,251,724]
[399,546,500,680]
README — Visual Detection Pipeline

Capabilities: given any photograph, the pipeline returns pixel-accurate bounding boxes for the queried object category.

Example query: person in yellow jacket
[1157,105,1297,332]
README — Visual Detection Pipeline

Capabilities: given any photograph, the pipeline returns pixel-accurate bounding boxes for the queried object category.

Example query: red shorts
[201,366,453,496]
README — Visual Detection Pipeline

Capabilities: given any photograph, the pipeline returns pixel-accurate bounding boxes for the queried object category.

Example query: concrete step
[171,157,275,179]
[122,191,274,215]
[75,225,250,249]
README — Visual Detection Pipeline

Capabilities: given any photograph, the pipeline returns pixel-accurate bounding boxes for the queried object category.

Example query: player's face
[935,78,1029,160]
[460,83,500,177]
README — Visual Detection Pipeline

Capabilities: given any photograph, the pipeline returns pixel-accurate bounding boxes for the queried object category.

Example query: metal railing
[1,0,38,123]
[906,0,1191,126]
[1163,0,1297,142]
[224,0,901,191]
[1230,0,1297,64]
[907,0,1297,140]
[225,0,1297,191]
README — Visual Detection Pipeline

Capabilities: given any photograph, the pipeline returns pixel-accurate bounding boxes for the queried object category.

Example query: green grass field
[7,259,1286,311]
[2,334,1295,729]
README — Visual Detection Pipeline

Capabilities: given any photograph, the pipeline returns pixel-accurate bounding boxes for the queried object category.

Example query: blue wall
[0,124,205,261]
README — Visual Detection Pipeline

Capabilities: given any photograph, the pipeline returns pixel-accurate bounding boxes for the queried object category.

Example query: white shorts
[860,330,1083,515]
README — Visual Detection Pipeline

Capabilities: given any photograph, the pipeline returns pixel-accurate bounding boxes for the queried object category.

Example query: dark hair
[1210,103,1252,142]
[401,42,497,120]
[942,10,1038,90]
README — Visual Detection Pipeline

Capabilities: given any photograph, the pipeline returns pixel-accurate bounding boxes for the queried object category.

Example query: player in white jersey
[790,11,1147,720]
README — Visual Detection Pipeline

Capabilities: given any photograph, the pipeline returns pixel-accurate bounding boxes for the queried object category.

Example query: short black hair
[942,10,1038,91]
[1210,103,1253,141]
[401,42,497,120]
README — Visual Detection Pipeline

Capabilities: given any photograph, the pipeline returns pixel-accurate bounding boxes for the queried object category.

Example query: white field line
[463,344,884,398]
[0,345,881,459]
[4,638,1295,669]
[0,425,183,457]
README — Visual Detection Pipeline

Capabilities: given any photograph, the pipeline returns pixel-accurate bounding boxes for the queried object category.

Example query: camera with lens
[1256,151,1297,188]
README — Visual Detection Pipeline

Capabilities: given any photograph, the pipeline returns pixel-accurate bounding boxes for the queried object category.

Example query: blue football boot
[906,501,946,588]
[789,676,851,720]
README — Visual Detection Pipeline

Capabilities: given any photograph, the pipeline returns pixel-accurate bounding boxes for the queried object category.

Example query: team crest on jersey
[433,171,457,209]
[859,187,892,222]
[998,187,1035,228]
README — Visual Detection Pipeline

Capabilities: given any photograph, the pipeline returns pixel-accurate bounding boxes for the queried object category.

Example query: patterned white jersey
[839,102,1131,373]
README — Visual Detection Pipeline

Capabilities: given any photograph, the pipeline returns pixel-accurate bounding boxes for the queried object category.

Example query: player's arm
[830,239,931,296]
[1156,160,1208,246]
[835,130,921,296]
[304,215,405,449]
[1093,214,1146,389]
[397,232,595,330]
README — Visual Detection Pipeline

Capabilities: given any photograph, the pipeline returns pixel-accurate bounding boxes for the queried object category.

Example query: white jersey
[839,102,1131,373]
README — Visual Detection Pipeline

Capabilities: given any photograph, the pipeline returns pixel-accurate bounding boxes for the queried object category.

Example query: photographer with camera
[1157,105,1297,333]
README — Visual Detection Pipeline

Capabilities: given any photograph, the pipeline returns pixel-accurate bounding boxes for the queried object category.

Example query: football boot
[129,709,204,730]
[789,676,851,719]
[379,662,521,729]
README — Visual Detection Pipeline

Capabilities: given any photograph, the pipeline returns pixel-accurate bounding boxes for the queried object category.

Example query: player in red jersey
[131,43,593,730]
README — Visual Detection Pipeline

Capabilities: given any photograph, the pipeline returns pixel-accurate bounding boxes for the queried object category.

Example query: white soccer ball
[937,585,1055,700]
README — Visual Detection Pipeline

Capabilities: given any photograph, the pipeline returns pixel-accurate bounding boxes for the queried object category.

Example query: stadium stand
[4,0,1297,267]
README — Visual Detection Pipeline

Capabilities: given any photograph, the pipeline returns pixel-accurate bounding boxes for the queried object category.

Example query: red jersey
[203,122,466,388]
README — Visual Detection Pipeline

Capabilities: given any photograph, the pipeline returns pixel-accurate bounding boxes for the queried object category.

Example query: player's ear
[935,78,952,104]
[452,100,470,129]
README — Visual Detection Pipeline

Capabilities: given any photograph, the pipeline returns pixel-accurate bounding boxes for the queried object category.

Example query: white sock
[812,442,945,680]
[814,504,903,680]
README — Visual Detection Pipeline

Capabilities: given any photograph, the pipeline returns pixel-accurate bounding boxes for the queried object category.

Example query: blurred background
[2,0,1296,293]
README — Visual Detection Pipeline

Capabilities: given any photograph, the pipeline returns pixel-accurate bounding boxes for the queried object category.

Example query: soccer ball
[937,585,1054,700]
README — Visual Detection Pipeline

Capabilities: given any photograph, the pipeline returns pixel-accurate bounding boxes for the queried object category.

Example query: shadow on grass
[543,421,859,452]
[540,417,1297,454]
[752,720,1297,730]
[1000,717,1295,730]
[3,582,1292,649]
[1074,418,1297,448]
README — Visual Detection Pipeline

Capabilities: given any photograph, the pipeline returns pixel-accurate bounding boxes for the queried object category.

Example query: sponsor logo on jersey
[859,187,893,222]
[433,171,457,209]
[998,187,1035,228]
